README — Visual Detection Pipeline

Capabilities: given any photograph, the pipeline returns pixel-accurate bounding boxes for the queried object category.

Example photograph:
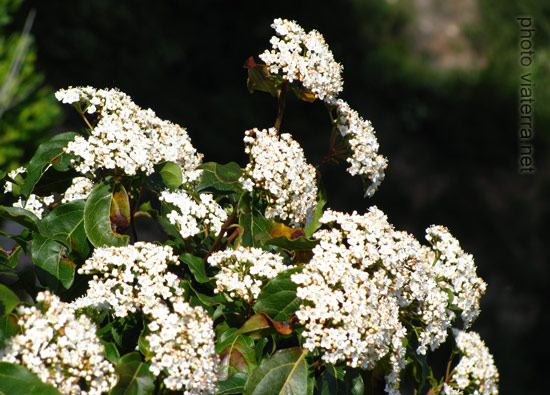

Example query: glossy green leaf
[0,284,19,315]
[20,132,78,199]
[180,253,209,283]
[38,200,89,260]
[0,362,61,394]
[343,368,365,395]
[238,193,270,248]
[244,57,278,97]
[236,314,271,337]
[111,352,155,395]
[217,372,248,395]
[218,332,257,380]
[264,236,319,251]
[0,244,22,269]
[196,162,243,195]
[304,183,326,238]
[0,206,39,232]
[243,347,312,395]
[253,267,301,322]
[0,314,19,348]
[157,161,183,189]
[138,325,154,362]
[31,233,75,291]
[101,340,121,365]
[33,168,79,197]
[317,364,346,395]
[84,182,129,248]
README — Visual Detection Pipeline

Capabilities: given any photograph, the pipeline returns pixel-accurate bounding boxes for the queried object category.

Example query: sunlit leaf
[180,253,209,283]
[31,233,75,291]
[0,284,19,315]
[254,267,302,322]
[157,161,182,190]
[0,362,60,394]
[217,372,248,395]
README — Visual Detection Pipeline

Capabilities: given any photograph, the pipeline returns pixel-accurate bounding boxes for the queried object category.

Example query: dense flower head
[159,189,228,239]
[61,176,94,203]
[71,242,182,317]
[145,298,218,393]
[259,18,343,101]
[240,127,318,225]
[208,246,289,303]
[0,291,117,394]
[442,330,499,395]
[55,86,203,181]
[331,99,387,197]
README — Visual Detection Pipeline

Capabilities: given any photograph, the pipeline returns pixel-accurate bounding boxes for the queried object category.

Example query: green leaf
[218,331,257,379]
[304,183,326,238]
[0,362,61,394]
[0,314,19,348]
[196,162,243,195]
[238,193,270,248]
[236,314,271,338]
[0,244,22,269]
[33,168,79,197]
[0,206,39,232]
[244,57,279,97]
[138,325,154,362]
[38,200,89,260]
[264,236,319,251]
[20,132,78,199]
[84,182,129,248]
[31,233,75,291]
[157,161,183,190]
[101,340,121,365]
[111,352,155,395]
[0,284,19,315]
[343,368,364,395]
[180,253,209,283]
[253,267,302,322]
[217,372,249,395]
[243,347,312,395]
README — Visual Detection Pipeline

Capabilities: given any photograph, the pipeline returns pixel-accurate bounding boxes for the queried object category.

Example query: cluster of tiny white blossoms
[291,207,408,393]
[55,86,203,182]
[442,329,499,395]
[159,189,227,239]
[0,291,117,394]
[331,99,387,197]
[61,176,94,203]
[260,18,343,101]
[240,128,317,225]
[425,225,487,328]
[291,207,488,393]
[71,242,219,393]
[145,298,218,393]
[208,246,289,303]
[3,167,55,218]
[70,242,181,317]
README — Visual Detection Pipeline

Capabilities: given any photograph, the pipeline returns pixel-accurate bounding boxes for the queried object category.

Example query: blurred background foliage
[0,0,61,173]
[4,0,549,393]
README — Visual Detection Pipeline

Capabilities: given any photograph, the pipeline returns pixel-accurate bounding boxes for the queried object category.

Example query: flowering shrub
[0,18,498,395]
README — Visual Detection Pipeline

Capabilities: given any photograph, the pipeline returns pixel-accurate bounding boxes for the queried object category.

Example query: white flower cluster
[3,166,26,193]
[443,330,499,395]
[425,225,487,328]
[259,18,343,101]
[159,190,227,239]
[291,207,487,394]
[240,128,317,225]
[71,242,218,393]
[0,291,117,394]
[208,246,289,303]
[55,86,203,182]
[61,176,94,203]
[145,298,218,393]
[71,242,181,317]
[3,167,55,219]
[332,99,387,197]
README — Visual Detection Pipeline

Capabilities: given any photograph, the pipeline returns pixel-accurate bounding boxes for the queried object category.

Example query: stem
[79,110,94,130]
[204,205,238,262]
[274,83,288,131]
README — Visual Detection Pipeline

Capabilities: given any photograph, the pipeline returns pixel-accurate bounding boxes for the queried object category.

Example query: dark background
[11,0,550,393]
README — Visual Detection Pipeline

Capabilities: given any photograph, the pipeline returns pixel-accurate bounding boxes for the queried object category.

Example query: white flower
[56,86,203,182]
[240,128,317,225]
[0,291,117,394]
[208,246,289,302]
[3,166,26,193]
[146,298,218,393]
[448,330,499,395]
[331,99,387,197]
[259,18,343,101]
[12,194,54,219]
[61,177,94,203]
[159,190,227,239]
